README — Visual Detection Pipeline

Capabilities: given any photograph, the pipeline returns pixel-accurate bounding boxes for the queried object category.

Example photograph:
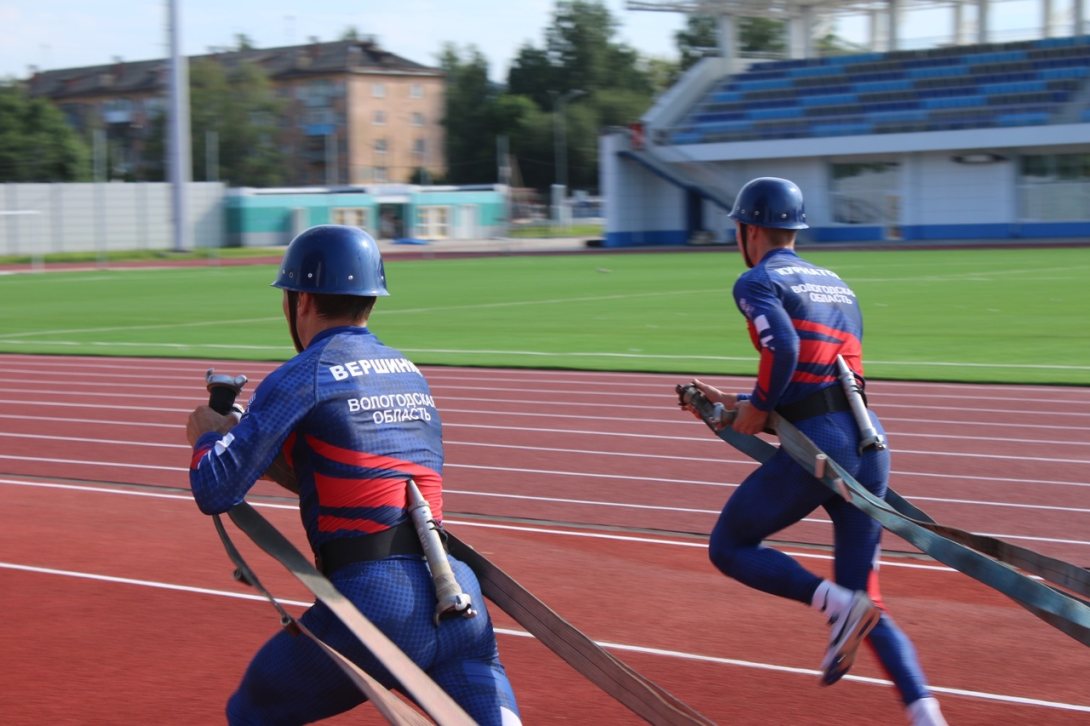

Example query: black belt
[317,522,424,576]
[775,384,862,423]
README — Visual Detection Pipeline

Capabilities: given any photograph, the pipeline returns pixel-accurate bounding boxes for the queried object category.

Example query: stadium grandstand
[603,0,1090,246]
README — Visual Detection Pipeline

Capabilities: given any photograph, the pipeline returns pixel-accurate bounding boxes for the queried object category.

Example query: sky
[0,0,1061,82]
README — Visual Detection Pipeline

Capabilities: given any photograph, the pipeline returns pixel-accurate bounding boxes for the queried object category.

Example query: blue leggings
[708,411,931,705]
[226,556,519,725]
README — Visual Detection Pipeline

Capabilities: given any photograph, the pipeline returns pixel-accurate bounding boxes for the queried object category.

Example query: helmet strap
[286,291,304,353]
[739,224,755,268]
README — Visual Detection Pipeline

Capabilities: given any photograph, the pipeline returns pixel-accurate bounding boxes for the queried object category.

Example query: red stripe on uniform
[190,445,212,470]
[791,371,835,384]
[792,318,856,342]
[305,435,438,480]
[867,569,887,611]
[314,472,409,509]
[305,434,445,517]
[317,514,388,534]
[755,348,775,403]
[281,431,297,469]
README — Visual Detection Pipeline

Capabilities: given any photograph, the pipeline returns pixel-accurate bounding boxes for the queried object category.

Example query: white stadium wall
[0,182,227,256]
[605,33,1090,248]
[603,127,1090,246]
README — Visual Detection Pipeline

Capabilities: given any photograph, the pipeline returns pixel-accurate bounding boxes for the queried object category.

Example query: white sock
[811,580,852,618]
[906,697,946,726]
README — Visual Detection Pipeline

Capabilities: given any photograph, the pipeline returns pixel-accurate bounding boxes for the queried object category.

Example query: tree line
[0,1,849,190]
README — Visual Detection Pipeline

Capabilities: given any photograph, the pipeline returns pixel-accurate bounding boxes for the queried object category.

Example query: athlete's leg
[227,558,440,724]
[709,449,832,602]
[226,606,369,725]
[428,558,522,725]
[823,432,934,706]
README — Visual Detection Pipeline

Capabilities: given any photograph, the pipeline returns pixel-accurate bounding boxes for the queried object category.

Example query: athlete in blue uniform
[186,225,521,725]
[687,178,945,726]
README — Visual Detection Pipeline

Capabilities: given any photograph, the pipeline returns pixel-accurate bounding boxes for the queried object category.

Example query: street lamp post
[553,89,586,193]
[551,89,585,227]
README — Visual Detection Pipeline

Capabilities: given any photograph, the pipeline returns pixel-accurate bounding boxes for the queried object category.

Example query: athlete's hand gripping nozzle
[834,355,886,453]
[405,479,477,624]
[206,369,249,415]
[676,383,735,430]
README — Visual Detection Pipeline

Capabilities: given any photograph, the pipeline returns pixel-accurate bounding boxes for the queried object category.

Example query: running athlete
[685,178,946,726]
[186,224,521,725]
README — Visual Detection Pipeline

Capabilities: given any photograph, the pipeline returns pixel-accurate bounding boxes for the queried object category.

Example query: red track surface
[1,354,1089,725]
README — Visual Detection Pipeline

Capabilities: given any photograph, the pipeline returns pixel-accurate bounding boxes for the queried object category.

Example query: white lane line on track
[3,406,1087,437]
[3,370,1090,404]
[4,449,1085,494]
[3,357,1088,410]
[2,475,1088,550]
[0,477,942,572]
[6,353,1090,389]
[1,559,1087,713]
[7,339,1090,372]
[5,416,1090,487]
[445,487,1090,516]
[4,428,1090,512]
[4,410,1088,463]
[4,369,1089,410]
[14,383,1090,415]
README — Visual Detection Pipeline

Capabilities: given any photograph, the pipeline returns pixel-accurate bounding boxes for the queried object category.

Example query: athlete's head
[728,177,808,267]
[728,177,809,231]
[273,224,389,296]
[272,224,389,351]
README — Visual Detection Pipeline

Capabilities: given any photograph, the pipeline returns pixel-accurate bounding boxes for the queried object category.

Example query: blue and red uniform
[190,325,519,724]
[710,248,934,706]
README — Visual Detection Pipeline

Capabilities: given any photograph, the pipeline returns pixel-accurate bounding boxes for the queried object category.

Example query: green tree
[139,111,167,181]
[189,58,286,186]
[506,45,557,110]
[509,1,651,106]
[675,15,717,71]
[500,1,657,192]
[0,84,90,181]
[675,15,789,71]
[439,44,502,184]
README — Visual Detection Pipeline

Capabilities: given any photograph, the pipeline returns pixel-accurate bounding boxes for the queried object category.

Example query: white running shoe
[906,697,947,726]
[820,590,880,686]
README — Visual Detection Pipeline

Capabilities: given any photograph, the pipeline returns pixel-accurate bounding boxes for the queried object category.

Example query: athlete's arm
[188,365,311,514]
[733,273,800,412]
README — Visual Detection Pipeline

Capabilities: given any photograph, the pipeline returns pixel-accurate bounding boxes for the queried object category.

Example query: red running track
[1,354,1089,725]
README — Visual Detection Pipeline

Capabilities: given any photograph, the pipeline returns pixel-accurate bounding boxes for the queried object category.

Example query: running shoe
[820,590,880,686]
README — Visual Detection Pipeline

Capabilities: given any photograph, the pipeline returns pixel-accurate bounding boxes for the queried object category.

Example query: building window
[372,83,385,98]
[411,112,424,126]
[829,162,900,225]
[373,110,386,125]
[410,83,423,99]
[373,166,388,182]
[1019,153,1090,220]
[416,206,450,239]
[332,207,370,228]
[412,138,427,157]
[102,98,133,124]
[374,138,387,155]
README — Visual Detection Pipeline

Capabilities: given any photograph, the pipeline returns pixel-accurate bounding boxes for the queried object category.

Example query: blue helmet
[272,224,389,296]
[728,177,809,230]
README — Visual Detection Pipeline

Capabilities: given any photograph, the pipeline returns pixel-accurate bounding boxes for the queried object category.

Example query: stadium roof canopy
[627,0,1088,59]
[628,0,955,20]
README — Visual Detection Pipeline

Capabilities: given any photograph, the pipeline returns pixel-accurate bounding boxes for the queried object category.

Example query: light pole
[552,89,585,196]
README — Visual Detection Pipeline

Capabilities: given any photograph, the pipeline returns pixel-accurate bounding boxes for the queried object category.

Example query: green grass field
[1,246,1088,385]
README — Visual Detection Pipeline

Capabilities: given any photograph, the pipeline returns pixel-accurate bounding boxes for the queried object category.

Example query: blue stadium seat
[665,35,1090,144]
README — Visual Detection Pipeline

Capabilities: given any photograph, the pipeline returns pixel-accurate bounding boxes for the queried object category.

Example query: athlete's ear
[296,292,317,316]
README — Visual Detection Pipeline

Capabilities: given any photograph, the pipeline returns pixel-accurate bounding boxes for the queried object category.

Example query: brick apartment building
[25,38,446,186]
